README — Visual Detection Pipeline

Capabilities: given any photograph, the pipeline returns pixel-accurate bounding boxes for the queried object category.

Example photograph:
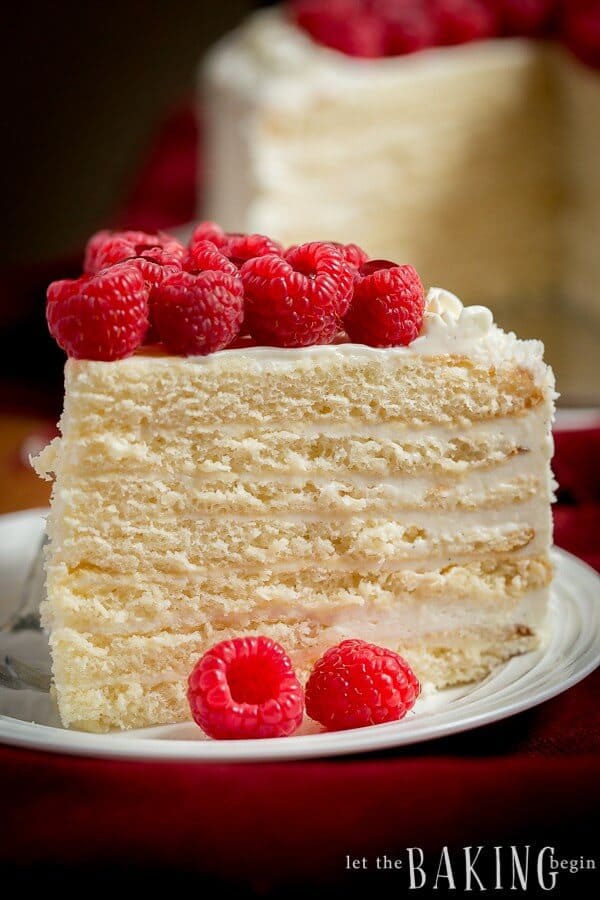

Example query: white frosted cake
[35,287,555,732]
[202,6,600,318]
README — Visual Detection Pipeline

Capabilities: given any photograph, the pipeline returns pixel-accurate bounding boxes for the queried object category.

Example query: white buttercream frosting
[411,287,494,354]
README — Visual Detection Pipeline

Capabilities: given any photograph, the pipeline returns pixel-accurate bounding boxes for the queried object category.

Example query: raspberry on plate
[187,636,305,739]
[47,264,149,361]
[241,241,354,347]
[344,260,425,347]
[84,229,185,274]
[305,639,420,731]
[152,269,244,356]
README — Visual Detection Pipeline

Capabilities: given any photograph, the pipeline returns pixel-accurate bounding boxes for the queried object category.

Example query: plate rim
[0,509,599,763]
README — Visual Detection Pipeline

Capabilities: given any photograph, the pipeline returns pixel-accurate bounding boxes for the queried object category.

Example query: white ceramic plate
[1,508,598,762]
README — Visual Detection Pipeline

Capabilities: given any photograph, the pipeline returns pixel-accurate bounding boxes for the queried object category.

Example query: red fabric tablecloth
[1,108,599,892]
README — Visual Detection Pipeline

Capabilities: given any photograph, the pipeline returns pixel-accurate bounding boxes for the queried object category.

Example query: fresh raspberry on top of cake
[329,241,369,270]
[241,241,354,347]
[284,241,355,315]
[496,0,557,36]
[306,639,420,731]
[47,263,149,361]
[152,269,244,356]
[111,247,183,345]
[290,0,388,57]
[224,233,284,268]
[183,240,240,277]
[187,636,305,739]
[126,247,183,288]
[189,221,283,269]
[344,260,425,347]
[376,2,439,55]
[83,229,185,274]
[188,220,227,248]
[433,0,500,44]
[562,1,600,68]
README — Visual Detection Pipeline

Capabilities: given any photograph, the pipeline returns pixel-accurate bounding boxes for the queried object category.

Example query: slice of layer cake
[202,6,600,317]
[35,288,555,732]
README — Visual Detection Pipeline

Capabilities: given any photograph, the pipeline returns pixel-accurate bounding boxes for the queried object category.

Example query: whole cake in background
[202,0,600,318]
[35,223,555,733]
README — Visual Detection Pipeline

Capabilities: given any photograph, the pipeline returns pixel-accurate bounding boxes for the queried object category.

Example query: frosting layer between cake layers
[36,291,556,731]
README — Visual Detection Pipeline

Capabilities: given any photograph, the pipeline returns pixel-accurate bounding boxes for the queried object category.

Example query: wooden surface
[0,415,53,514]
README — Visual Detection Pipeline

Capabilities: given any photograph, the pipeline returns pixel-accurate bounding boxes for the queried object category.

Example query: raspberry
[329,241,369,270]
[562,2,600,68]
[433,0,499,44]
[379,4,439,55]
[223,233,284,269]
[291,0,387,57]
[496,0,557,36]
[187,636,305,739]
[83,229,112,274]
[305,639,420,731]
[344,260,425,347]
[188,220,227,249]
[189,222,283,269]
[284,241,355,316]
[84,229,185,274]
[104,246,182,346]
[46,264,149,360]
[183,240,240,277]
[152,269,244,356]
[241,242,354,347]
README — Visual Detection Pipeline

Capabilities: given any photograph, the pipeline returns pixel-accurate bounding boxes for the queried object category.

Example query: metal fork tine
[1,532,47,633]
[0,531,51,693]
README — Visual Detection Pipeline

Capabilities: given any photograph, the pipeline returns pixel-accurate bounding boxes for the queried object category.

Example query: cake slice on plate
[35,230,555,732]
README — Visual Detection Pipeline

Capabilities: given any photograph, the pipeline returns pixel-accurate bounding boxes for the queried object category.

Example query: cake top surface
[46,223,553,390]
[66,287,552,393]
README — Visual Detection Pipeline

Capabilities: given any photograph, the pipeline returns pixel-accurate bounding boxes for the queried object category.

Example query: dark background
[4,0,261,267]
[2,0,266,411]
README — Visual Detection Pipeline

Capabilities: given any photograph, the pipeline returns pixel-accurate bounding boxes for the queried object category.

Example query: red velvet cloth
[1,109,599,889]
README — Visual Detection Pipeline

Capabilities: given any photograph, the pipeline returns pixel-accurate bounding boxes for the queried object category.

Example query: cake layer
[51,585,547,689]
[56,349,544,433]
[46,500,549,575]
[49,405,550,480]
[50,469,543,523]
[55,620,543,732]
[43,555,552,635]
